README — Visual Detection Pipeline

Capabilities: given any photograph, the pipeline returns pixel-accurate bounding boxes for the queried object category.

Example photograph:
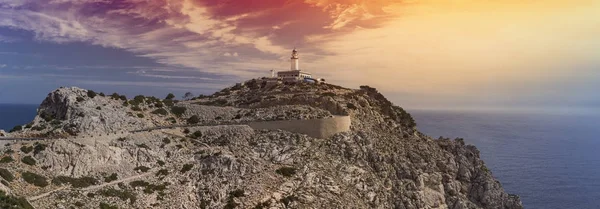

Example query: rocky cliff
[0,80,522,209]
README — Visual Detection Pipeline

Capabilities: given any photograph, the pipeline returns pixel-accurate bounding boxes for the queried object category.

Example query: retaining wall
[247,115,351,138]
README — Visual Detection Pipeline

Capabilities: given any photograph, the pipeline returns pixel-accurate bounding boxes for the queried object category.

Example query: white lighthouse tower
[274,48,314,82]
[290,48,299,71]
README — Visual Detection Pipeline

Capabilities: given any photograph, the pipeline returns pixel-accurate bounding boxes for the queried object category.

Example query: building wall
[277,71,312,81]
[291,58,299,71]
[247,116,351,138]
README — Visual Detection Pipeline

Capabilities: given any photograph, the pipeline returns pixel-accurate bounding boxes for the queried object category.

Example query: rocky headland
[0,79,522,209]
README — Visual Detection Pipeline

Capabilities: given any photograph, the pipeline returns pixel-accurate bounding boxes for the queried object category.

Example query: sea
[0,104,38,131]
[410,109,600,209]
[1,104,599,209]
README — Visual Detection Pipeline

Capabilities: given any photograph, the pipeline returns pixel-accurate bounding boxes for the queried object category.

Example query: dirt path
[27,186,70,201]
[27,172,153,202]
[81,172,153,192]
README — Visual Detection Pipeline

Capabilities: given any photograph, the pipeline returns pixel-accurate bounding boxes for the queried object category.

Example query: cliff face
[0,80,522,209]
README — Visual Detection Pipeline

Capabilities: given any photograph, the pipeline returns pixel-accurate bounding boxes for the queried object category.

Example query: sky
[0,0,598,111]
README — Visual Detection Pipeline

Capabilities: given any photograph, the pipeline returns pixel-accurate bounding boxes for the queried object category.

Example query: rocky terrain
[0,79,522,209]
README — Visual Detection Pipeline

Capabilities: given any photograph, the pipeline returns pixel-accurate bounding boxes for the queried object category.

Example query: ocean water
[410,109,600,209]
[1,104,599,208]
[0,104,38,131]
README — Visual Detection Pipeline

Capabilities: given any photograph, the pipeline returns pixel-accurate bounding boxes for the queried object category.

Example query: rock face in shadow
[0,80,522,209]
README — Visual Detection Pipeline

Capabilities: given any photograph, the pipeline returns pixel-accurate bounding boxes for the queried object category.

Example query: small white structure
[277,49,314,82]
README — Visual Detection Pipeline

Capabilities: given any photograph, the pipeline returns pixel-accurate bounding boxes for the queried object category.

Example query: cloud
[0,64,6,68]
[0,34,19,42]
[129,69,219,80]
[78,80,227,90]
[0,0,395,77]
[1,0,598,107]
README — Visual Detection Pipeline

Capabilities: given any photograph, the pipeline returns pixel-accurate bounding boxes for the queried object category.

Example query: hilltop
[0,79,522,209]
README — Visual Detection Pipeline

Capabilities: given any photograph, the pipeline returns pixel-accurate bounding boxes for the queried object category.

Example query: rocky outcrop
[7,87,154,138]
[0,81,522,209]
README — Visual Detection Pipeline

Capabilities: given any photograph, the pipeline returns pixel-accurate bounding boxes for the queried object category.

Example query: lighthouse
[290,48,299,71]
[271,48,317,83]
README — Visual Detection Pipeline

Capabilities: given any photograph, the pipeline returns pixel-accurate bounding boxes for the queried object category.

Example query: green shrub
[346,103,358,110]
[52,176,98,188]
[163,99,174,107]
[33,143,47,155]
[180,164,193,173]
[229,189,245,198]
[0,156,14,163]
[162,138,170,144]
[170,106,186,117]
[22,172,48,187]
[20,146,33,154]
[136,144,150,150]
[253,201,271,209]
[275,167,296,177]
[129,180,150,188]
[146,96,159,104]
[155,102,164,108]
[156,169,168,177]
[21,156,36,165]
[134,166,150,173]
[0,191,34,209]
[40,111,54,122]
[136,113,144,118]
[131,106,142,111]
[9,125,22,133]
[187,115,200,124]
[281,195,299,207]
[129,181,169,194]
[133,95,145,104]
[110,93,120,100]
[455,137,465,145]
[99,92,105,97]
[99,202,118,209]
[152,108,168,116]
[165,93,175,100]
[191,131,202,139]
[98,188,136,204]
[157,160,166,166]
[321,92,336,97]
[183,128,190,134]
[119,95,127,101]
[117,137,126,142]
[31,125,46,131]
[76,97,84,102]
[0,168,14,182]
[50,120,61,126]
[224,199,238,209]
[96,106,102,110]
[87,90,97,98]
[104,173,118,183]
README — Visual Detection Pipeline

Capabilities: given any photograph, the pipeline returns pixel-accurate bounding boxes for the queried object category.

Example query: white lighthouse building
[277,49,312,81]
